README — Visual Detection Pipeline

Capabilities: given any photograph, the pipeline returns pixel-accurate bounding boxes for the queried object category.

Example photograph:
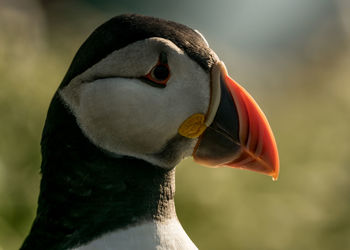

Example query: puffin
[20,14,279,250]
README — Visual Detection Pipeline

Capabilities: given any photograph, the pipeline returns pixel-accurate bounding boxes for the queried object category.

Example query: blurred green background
[0,0,349,249]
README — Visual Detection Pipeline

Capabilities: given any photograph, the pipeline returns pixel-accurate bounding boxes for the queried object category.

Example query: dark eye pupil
[153,65,169,80]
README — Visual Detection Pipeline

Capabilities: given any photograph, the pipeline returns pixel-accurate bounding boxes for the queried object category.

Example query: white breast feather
[73,218,198,250]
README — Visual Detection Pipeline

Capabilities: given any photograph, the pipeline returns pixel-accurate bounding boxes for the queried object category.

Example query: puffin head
[50,14,279,179]
[21,14,280,250]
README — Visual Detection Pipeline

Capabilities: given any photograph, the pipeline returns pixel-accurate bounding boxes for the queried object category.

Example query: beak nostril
[209,123,238,145]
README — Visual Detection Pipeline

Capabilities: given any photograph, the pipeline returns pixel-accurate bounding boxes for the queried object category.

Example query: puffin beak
[193,62,279,180]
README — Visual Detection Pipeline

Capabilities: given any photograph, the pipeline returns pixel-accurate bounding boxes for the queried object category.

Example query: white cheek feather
[60,38,210,168]
[73,218,198,250]
[68,77,181,155]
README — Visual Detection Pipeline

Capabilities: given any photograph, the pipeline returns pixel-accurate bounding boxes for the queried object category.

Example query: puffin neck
[21,94,176,250]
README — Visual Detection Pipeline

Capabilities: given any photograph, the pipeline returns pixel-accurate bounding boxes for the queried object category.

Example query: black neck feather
[21,94,176,250]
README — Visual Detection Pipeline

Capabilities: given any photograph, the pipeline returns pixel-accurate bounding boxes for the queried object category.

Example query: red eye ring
[144,53,171,87]
[145,63,170,86]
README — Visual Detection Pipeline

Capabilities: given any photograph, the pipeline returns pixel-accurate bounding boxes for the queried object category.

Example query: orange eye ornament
[143,52,170,87]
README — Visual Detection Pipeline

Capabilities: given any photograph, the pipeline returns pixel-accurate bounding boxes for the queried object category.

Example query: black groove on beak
[193,62,279,180]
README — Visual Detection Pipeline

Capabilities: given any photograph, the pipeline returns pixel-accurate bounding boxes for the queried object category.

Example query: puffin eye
[143,53,170,88]
[152,64,170,81]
